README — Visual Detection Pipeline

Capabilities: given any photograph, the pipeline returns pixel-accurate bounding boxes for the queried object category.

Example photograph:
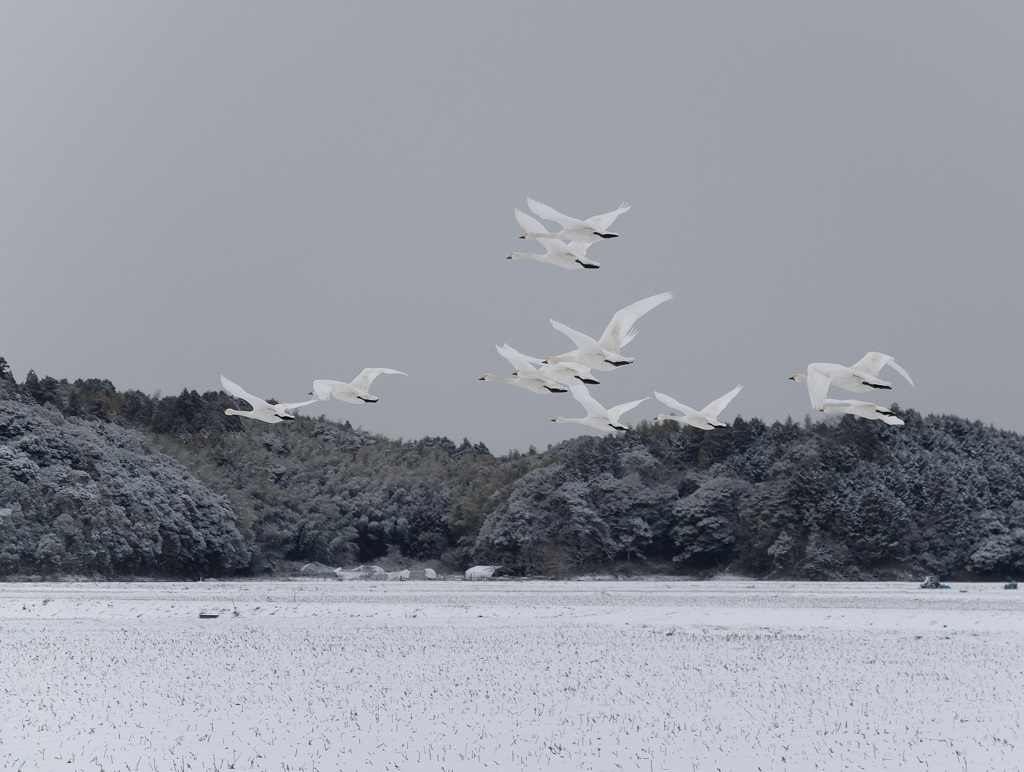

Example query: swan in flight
[545,292,673,370]
[509,210,599,270]
[821,399,905,426]
[311,368,408,404]
[479,372,568,394]
[220,375,316,424]
[790,351,913,410]
[551,383,648,433]
[653,385,743,430]
[524,198,630,243]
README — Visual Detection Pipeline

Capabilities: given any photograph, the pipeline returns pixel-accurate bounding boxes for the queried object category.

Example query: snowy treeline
[0,365,249,576]
[2,360,1024,579]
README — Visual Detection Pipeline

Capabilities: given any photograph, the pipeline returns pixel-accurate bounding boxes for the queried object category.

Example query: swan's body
[524,198,630,242]
[551,383,648,433]
[791,351,913,410]
[311,368,407,404]
[220,375,315,424]
[545,292,673,371]
[821,399,905,426]
[653,385,742,430]
[479,373,568,394]
[509,212,599,270]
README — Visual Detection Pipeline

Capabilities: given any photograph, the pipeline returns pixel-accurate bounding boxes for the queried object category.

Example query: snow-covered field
[2,580,1021,771]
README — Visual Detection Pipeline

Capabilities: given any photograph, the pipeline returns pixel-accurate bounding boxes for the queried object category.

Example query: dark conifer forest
[2,357,1023,580]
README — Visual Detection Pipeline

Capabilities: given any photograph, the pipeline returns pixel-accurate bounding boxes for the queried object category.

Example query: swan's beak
[788,375,797,381]
[507,254,513,260]
[519,234,526,239]
[478,376,486,381]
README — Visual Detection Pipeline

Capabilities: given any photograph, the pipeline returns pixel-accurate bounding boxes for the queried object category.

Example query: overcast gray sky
[2,3,1023,454]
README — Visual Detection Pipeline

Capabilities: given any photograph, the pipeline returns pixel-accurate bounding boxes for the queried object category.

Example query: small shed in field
[335,565,387,581]
[300,561,338,580]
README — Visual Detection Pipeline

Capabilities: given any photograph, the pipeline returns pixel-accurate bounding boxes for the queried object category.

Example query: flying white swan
[790,351,913,410]
[220,375,316,424]
[310,368,408,404]
[551,383,648,433]
[821,399,905,426]
[524,198,630,243]
[509,210,599,270]
[479,372,568,394]
[653,385,743,430]
[545,292,673,370]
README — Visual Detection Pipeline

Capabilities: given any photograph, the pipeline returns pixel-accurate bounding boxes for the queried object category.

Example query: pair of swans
[791,351,913,423]
[221,368,407,423]
[509,199,630,270]
[480,344,598,395]
[552,383,745,434]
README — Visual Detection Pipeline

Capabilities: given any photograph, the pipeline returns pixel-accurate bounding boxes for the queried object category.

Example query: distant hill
[2,358,1023,581]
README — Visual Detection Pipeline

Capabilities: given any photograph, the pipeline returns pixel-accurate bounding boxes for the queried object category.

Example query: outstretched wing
[851,351,914,387]
[514,208,552,237]
[654,390,697,417]
[276,397,318,412]
[584,203,630,232]
[702,385,743,420]
[350,368,408,392]
[496,344,540,373]
[607,397,649,423]
[220,375,270,410]
[526,198,589,230]
[805,365,834,410]
[567,383,607,418]
[550,320,600,354]
[598,292,673,353]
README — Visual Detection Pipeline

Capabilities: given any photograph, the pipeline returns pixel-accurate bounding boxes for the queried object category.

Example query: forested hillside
[2,357,1023,580]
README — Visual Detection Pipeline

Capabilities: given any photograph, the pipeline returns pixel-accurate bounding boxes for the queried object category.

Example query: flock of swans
[220,198,914,434]
[220,368,407,425]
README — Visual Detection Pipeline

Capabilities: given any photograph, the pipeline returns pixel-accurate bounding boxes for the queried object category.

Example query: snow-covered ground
[2,579,1021,771]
